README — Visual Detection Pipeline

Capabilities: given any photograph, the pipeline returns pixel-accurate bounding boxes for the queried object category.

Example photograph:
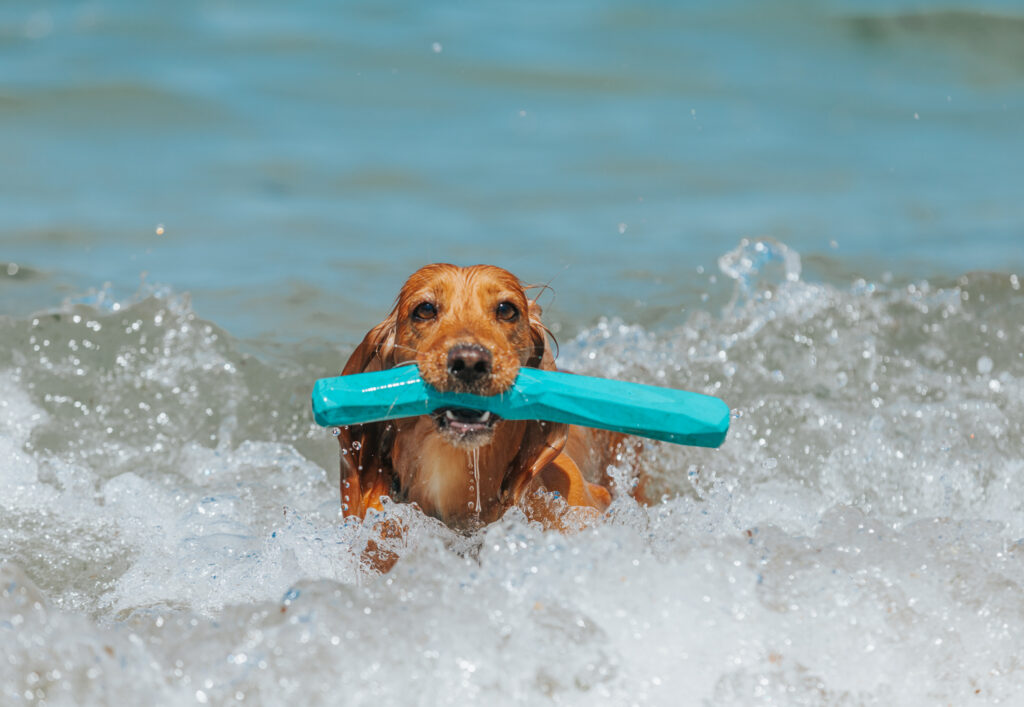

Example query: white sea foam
[2,244,1024,704]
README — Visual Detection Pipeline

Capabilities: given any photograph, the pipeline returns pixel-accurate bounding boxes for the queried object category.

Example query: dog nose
[447,344,492,383]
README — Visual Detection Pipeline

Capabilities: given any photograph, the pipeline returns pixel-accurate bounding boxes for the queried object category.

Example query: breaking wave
[2,240,1023,705]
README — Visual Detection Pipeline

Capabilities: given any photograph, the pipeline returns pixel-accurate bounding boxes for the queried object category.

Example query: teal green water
[3,0,1023,340]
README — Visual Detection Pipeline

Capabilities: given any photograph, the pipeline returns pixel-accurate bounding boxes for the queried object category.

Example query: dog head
[337,264,565,519]
[344,263,554,447]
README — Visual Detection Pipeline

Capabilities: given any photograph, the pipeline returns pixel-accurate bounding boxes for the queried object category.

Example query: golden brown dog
[336,263,630,532]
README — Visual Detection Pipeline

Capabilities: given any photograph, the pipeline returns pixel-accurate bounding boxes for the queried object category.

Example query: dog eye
[495,301,519,322]
[413,302,437,321]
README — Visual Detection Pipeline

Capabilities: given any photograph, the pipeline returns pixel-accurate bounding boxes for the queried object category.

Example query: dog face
[338,264,566,523]
[389,264,545,448]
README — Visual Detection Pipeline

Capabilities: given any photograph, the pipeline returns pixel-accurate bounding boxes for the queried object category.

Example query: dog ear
[497,298,568,504]
[526,299,557,370]
[500,419,570,508]
[341,311,397,375]
[337,311,399,518]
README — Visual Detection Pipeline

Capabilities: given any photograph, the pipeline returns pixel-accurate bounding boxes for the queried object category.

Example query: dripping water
[467,447,481,516]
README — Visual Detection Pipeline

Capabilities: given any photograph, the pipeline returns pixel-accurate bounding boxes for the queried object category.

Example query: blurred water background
[2,0,1024,704]
[3,0,1023,338]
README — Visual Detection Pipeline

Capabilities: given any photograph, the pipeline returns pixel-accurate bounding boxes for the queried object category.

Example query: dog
[335,264,633,534]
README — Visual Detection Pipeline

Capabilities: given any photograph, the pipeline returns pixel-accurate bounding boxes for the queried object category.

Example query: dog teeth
[444,410,490,423]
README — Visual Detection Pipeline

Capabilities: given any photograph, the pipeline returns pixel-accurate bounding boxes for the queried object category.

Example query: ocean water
[3,0,1024,705]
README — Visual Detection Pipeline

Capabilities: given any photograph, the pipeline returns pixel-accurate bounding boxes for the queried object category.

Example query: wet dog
[336,264,630,533]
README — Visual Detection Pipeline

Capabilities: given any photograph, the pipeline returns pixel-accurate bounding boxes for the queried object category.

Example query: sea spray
[2,244,1023,704]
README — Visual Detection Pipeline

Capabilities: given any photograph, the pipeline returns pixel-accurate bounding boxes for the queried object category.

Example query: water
[3,0,1024,704]
[3,0,1024,338]
[3,243,1023,704]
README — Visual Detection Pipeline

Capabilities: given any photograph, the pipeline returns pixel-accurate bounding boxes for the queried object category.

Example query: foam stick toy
[312,366,729,448]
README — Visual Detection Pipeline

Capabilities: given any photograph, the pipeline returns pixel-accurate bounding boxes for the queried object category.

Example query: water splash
[718,237,802,305]
[3,254,1024,704]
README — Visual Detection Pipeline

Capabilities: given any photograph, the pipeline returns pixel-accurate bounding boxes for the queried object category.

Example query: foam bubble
[977,355,993,375]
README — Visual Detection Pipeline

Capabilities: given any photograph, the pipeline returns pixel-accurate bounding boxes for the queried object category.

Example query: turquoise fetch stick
[312,366,729,448]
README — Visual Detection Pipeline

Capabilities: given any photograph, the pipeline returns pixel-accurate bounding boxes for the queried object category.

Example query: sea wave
[2,241,1023,704]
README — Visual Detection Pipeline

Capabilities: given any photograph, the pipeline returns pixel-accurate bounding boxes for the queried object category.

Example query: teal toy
[312,366,729,448]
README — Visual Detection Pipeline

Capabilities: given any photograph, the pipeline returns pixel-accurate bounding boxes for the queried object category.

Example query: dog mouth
[432,407,500,443]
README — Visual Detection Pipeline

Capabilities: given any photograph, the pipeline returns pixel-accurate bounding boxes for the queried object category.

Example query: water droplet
[331,427,341,437]
[718,238,801,294]
[977,356,993,375]
[351,441,362,451]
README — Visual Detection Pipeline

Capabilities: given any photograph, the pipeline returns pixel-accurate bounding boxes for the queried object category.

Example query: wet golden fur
[336,264,627,532]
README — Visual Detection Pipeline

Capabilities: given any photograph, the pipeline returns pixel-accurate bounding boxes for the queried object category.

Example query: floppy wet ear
[507,292,568,505]
[342,309,398,375]
[500,419,570,506]
[338,420,397,519]
[526,299,557,370]
[338,311,399,518]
